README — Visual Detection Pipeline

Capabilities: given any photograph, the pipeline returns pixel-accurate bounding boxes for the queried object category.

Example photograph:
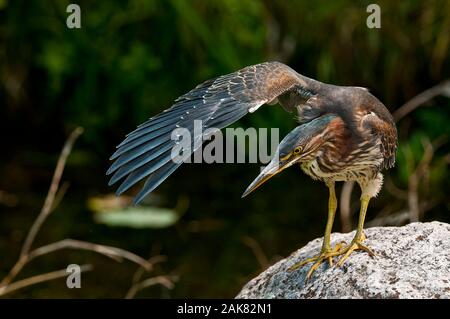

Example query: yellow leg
[335,194,375,267]
[288,182,344,279]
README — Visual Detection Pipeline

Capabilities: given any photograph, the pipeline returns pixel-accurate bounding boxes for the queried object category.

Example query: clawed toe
[287,235,376,280]
[287,242,346,280]
[335,240,375,267]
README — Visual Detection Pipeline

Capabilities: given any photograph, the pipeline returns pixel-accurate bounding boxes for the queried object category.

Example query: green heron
[108,61,397,278]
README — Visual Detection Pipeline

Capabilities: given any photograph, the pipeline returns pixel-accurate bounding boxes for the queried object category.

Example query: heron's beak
[241,115,337,198]
[241,154,297,198]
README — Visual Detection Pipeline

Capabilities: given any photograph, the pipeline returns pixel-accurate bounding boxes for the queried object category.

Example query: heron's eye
[294,146,303,155]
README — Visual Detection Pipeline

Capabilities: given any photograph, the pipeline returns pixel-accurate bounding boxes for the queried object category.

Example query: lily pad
[94,207,179,229]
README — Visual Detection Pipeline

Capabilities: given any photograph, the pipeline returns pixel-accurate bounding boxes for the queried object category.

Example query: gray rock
[236,221,450,299]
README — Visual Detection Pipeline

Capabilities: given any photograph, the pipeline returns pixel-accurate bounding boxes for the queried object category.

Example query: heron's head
[242,114,337,197]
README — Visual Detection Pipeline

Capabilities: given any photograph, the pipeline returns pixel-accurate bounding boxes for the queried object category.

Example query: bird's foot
[333,232,375,267]
[287,242,345,280]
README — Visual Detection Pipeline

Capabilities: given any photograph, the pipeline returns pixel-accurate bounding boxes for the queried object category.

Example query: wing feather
[108,61,319,204]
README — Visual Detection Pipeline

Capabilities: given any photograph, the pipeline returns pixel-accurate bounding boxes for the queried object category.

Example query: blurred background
[0,0,449,298]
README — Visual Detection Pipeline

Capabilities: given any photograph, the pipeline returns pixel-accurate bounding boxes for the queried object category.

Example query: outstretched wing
[107,61,320,204]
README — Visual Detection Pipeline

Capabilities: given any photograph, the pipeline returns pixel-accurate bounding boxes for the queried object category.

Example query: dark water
[1,157,343,298]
